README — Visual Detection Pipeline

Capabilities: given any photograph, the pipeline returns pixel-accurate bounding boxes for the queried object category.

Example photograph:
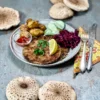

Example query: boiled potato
[30,29,44,36]
[20,31,30,38]
[20,24,29,31]
[26,18,33,24]
[27,20,34,28]
[39,24,46,31]
[27,20,39,29]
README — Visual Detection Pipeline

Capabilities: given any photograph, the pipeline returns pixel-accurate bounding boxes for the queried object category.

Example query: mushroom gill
[49,3,74,19]
[0,7,20,30]
[6,77,39,100]
[63,0,89,11]
[39,81,77,100]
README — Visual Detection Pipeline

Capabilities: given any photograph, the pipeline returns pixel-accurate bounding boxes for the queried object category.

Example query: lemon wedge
[49,39,58,55]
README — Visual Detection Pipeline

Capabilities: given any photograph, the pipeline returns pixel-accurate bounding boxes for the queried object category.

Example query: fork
[87,24,97,71]
[80,34,89,72]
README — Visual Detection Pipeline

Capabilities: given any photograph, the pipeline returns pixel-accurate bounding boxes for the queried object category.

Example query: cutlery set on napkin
[73,24,100,77]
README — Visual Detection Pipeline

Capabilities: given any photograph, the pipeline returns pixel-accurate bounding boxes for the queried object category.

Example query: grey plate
[9,19,81,67]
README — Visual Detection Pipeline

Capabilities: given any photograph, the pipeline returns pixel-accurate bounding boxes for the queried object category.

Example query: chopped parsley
[37,40,49,49]
[34,40,48,55]
[34,48,44,55]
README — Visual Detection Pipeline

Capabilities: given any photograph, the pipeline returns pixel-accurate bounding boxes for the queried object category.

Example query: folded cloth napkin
[73,27,100,77]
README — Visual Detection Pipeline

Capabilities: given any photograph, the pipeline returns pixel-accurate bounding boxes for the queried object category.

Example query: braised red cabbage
[54,30,80,49]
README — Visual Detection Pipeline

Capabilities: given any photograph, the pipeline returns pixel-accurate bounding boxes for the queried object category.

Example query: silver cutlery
[80,34,89,72]
[87,24,97,71]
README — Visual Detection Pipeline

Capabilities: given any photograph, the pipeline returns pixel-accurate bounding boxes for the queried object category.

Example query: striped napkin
[73,27,100,77]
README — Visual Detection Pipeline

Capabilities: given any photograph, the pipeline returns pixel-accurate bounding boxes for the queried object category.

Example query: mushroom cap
[50,0,63,4]
[49,3,74,19]
[6,76,39,100]
[39,81,77,100]
[0,7,20,30]
[63,0,89,11]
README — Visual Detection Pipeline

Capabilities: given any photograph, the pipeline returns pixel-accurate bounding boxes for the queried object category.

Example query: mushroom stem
[20,83,28,89]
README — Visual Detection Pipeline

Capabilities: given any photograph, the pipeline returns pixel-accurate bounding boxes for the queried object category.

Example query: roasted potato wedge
[39,24,46,31]
[27,20,39,29]
[26,18,33,24]
[20,31,30,38]
[20,24,29,31]
[30,29,44,36]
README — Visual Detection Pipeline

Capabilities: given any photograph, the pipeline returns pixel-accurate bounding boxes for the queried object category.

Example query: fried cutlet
[23,36,68,64]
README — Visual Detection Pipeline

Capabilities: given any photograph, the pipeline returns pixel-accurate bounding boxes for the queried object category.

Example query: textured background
[0,0,100,100]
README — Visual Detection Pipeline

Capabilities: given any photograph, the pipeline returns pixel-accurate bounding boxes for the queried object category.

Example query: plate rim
[9,19,81,67]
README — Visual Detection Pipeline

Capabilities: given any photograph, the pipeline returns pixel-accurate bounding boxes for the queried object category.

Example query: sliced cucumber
[47,22,59,35]
[45,20,65,35]
[54,20,65,30]
[44,29,53,35]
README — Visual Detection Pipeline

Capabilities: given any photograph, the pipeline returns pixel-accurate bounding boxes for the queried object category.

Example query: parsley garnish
[34,40,48,55]
[34,48,44,55]
[37,40,49,49]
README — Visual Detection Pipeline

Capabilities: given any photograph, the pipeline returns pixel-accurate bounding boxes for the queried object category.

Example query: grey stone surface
[0,0,100,100]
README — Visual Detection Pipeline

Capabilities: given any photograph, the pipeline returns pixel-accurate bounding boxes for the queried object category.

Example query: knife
[87,24,97,71]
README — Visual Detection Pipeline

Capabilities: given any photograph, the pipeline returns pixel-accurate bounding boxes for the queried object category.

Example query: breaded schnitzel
[23,36,68,64]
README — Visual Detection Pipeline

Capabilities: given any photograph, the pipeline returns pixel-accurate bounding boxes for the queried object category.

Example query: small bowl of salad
[14,31,32,46]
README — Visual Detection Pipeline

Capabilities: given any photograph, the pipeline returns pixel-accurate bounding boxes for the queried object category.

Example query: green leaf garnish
[37,40,49,49]
[34,48,44,55]
[34,40,48,55]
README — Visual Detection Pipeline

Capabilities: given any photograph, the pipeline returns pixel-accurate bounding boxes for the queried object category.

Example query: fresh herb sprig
[34,48,44,55]
[37,40,49,49]
[34,40,48,55]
